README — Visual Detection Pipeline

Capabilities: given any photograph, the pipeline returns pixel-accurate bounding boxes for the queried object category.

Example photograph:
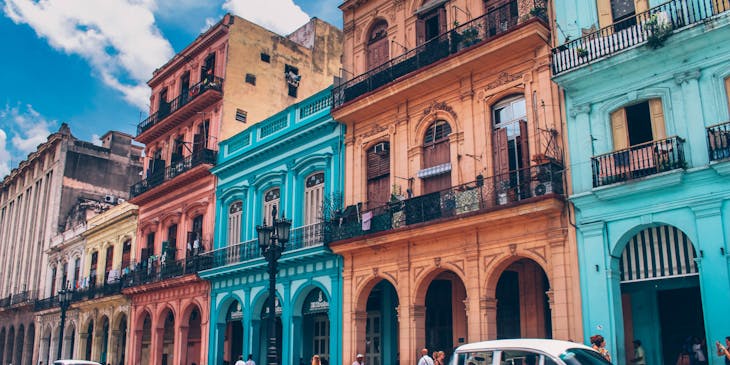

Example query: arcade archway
[494,258,552,339]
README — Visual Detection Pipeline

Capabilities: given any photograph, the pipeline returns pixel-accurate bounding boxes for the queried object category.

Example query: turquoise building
[199,88,345,365]
[552,0,730,364]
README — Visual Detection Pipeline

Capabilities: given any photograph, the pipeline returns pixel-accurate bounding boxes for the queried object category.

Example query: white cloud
[0,129,11,178]
[91,133,103,146]
[223,0,310,35]
[201,16,218,33]
[0,103,57,177]
[3,0,174,110]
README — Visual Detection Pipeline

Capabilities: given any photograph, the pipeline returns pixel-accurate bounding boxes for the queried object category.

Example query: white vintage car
[52,360,102,365]
[449,339,612,365]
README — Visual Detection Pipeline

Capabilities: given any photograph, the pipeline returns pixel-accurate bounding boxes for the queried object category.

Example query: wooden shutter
[519,119,530,169]
[634,0,649,14]
[367,176,390,209]
[725,77,730,114]
[493,128,510,175]
[416,18,426,46]
[648,98,666,140]
[438,7,447,34]
[611,108,629,150]
[597,0,613,29]
[368,38,389,69]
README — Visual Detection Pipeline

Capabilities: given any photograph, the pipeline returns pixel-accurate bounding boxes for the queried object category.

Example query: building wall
[552,2,730,364]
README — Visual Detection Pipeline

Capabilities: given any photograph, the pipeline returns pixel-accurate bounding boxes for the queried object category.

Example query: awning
[417,162,452,178]
[620,225,698,283]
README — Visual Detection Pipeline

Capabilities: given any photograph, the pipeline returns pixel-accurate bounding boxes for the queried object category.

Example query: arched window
[421,120,452,194]
[263,188,281,226]
[304,173,325,226]
[367,19,389,70]
[228,201,243,245]
[366,142,390,209]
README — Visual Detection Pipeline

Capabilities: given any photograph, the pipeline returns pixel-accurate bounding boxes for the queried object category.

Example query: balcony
[333,0,547,109]
[325,162,564,243]
[121,255,205,288]
[136,76,224,144]
[198,223,325,272]
[10,290,36,306]
[552,0,730,75]
[708,121,730,162]
[129,148,216,201]
[591,136,686,187]
[0,295,11,308]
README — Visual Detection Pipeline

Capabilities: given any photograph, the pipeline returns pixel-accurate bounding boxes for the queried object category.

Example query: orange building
[328,1,582,364]
[122,14,341,365]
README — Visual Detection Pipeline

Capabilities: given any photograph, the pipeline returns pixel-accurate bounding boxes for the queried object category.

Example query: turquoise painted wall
[553,4,730,365]
[202,87,345,365]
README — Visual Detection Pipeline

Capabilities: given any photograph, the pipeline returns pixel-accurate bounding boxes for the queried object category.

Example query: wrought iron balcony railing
[34,295,60,311]
[121,255,206,288]
[10,290,35,305]
[708,121,730,162]
[130,148,217,198]
[198,223,325,271]
[591,136,686,187]
[552,0,730,75]
[325,162,564,243]
[333,0,546,108]
[137,76,224,135]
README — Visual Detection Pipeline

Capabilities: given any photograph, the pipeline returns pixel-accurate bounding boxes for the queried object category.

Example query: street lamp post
[56,288,73,360]
[256,206,291,365]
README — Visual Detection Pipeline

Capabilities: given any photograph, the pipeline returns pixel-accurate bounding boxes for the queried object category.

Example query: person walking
[244,354,256,365]
[234,355,246,365]
[693,337,707,365]
[631,340,646,365]
[352,353,365,365]
[418,348,434,365]
[311,355,322,365]
[716,337,730,365]
[590,335,611,362]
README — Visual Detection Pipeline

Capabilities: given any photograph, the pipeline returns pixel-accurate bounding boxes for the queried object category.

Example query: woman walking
[590,334,611,362]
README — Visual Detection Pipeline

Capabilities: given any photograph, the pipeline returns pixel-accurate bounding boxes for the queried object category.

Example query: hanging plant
[645,13,672,49]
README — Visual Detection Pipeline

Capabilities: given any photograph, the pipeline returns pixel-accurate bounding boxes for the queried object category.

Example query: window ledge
[592,169,684,201]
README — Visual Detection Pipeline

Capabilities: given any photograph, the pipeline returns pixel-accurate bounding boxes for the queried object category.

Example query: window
[492,96,529,175]
[421,121,452,194]
[366,142,391,209]
[142,232,155,260]
[367,19,389,69]
[236,109,247,123]
[50,267,57,295]
[610,98,665,150]
[193,120,210,153]
[725,77,730,115]
[245,73,256,85]
[122,240,132,269]
[158,87,169,114]
[104,246,114,282]
[73,257,80,289]
[597,0,649,29]
[498,350,542,365]
[201,52,216,82]
[416,5,446,46]
[90,251,99,286]
[453,351,494,365]
[261,52,271,63]
[180,71,190,97]
[304,172,325,226]
[485,0,519,36]
[172,134,185,163]
[228,201,243,245]
[285,64,300,98]
[61,262,68,290]
[166,224,178,260]
[191,215,204,249]
[263,188,281,226]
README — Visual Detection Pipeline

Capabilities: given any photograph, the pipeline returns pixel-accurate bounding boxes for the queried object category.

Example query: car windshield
[560,348,613,365]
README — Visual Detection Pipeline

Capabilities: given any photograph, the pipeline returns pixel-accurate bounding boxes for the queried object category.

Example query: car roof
[53,360,103,365]
[454,339,595,358]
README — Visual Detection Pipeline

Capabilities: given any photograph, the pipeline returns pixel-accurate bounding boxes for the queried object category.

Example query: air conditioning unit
[374,142,389,154]
[104,195,117,204]
[532,181,553,196]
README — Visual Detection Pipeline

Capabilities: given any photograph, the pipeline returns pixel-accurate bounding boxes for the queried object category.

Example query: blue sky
[0,0,342,177]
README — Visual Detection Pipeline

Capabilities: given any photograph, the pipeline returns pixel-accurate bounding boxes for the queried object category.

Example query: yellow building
[75,202,138,365]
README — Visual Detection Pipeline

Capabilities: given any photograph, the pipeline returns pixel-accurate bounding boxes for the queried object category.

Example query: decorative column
[481,296,497,340]
[675,70,708,166]
[176,324,189,365]
[568,104,594,193]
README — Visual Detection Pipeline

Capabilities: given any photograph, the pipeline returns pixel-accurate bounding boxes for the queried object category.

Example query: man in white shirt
[418,348,434,365]
[352,353,365,365]
[234,355,246,365]
[245,354,256,365]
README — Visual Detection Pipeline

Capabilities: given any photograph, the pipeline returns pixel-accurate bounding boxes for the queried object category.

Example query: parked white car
[53,360,102,365]
[449,339,612,365]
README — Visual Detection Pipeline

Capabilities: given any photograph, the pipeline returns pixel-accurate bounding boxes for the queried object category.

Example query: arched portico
[353,278,400,365]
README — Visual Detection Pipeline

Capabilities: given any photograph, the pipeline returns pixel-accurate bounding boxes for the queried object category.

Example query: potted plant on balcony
[529,6,547,19]
[496,180,511,205]
[646,12,672,49]
[576,47,589,58]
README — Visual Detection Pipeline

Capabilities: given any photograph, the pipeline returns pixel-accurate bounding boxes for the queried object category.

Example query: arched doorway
[6,326,14,365]
[420,271,467,359]
[361,280,399,365]
[24,323,35,365]
[367,19,389,69]
[64,323,76,359]
[140,313,152,365]
[84,320,94,360]
[0,327,7,364]
[617,225,704,365]
[494,258,552,339]
[160,309,175,365]
[185,306,203,365]
[301,288,331,362]
[14,324,24,365]
[114,314,127,365]
[99,316,110,363]
[258,297,283,364]
[223,300,244,364]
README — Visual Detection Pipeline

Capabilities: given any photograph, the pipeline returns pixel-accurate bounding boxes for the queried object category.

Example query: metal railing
[198,223,325,271]
[591,136,685,187]
[333,0,546,108]
[130,148,217,198]
[137,76,224,135]
[708,121,730,161]
[0,295,11,308]
[325,162,564,243]
[121,255,206,288]
[10,290,35,305]
[34,296,60,311]
[552,0,730,75]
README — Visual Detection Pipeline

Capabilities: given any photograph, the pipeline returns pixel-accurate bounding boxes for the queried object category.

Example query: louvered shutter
[648,98,666,140]
[611,108,629,150]
[416,18,426,46]
[519,119,530,169]
[493,128,510,175]
[597,0,614,29]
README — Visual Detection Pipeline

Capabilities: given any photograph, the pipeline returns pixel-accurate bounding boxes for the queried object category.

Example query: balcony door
[416,4,446,46]
[493,96,529,201]
[263,188,281,226]
[597,0,649,29]
[367,19,389,69]
[610,99,665,150]
[366,142,390,209]
[193,120,210,154]
[421,121,452,194]
[485,0,518,37]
